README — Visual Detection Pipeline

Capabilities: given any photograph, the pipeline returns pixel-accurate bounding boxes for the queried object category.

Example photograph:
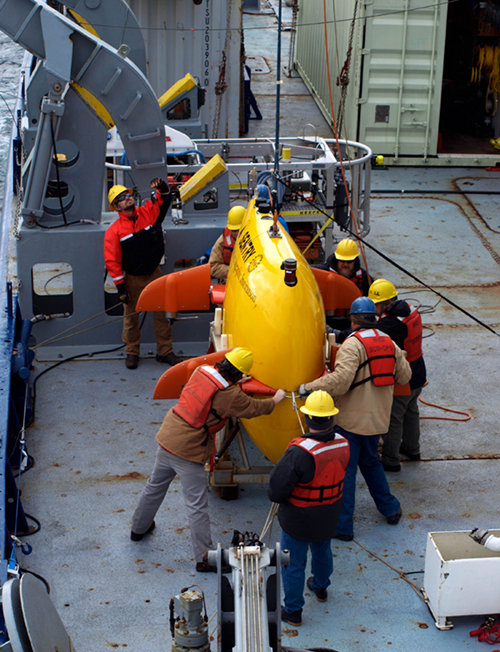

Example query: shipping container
[128,0,243,138]
[295,0,500,165]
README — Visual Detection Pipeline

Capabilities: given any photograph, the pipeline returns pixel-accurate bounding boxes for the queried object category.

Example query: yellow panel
[71,83,114,129]
[179,154,227,202]
[66,10,99,37]
[158,73,197,109]
[223,200,326,463]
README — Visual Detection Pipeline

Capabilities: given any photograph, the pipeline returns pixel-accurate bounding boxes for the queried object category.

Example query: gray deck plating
[18,162,500,650]
[10,2,500,649]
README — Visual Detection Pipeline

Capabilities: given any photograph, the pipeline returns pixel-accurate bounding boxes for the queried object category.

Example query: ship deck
[12,2,500,651]
[19,160,500,652]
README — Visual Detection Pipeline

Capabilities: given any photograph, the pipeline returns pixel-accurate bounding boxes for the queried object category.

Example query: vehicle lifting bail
[368,278,398,304]
[350,296,376,315]
[108,184,133,210]
[227,205,246,230]
[300,390,339,417]
[225,347,253,374]
[334,238,360,260]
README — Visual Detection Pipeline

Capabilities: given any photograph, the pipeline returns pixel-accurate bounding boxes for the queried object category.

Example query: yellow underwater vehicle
[137,197,360,466]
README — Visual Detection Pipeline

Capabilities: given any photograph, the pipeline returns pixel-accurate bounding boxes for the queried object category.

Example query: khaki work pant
[122,267,172,356]
[131,445,212,563]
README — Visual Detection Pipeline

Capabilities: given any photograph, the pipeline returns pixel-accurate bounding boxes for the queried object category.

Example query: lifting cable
[260,391,305,543]
[320,0,369,277]
[292,5,500,338]
[31,299,140,349]
[277,172,500,338]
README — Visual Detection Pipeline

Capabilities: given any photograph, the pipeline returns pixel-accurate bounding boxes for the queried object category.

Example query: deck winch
[171,532,338,652]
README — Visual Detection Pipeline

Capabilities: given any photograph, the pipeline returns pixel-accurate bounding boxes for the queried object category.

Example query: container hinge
[356,98,368,105]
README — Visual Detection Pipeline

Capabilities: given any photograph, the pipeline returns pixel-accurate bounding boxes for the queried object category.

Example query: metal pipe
[272,0,283,193]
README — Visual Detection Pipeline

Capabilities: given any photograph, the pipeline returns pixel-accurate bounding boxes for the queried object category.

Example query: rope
[239,543,267,652]
[419,397,471,422]
[31,302,132,349]
[260,503,278,543]
[470,617,500,644]
[352,538,425,601]
[417,381,471,422]
[316,0,370,278]
[31,313,126,348]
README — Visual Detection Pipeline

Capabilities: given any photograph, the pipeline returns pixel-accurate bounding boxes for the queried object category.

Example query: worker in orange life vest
[209,205,246,281]
[316,238,372,332]
[268,391,349,627]
[298,296,411,540]
[368,278,427,472]
[130,347,285,571]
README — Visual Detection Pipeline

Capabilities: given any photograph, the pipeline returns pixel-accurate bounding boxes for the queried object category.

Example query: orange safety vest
[398,306,423,363]
[351,329,396,388]
[287,435,350,508]
[173,365,231,436]
[222,227,237,265]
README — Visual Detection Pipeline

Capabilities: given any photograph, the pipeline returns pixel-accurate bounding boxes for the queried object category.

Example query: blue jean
[281,531,333,613]
[335,427,400,536]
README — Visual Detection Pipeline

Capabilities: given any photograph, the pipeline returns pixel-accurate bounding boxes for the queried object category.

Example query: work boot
[399,446,421,461]
[125,354,139,369]
[130,520,155,541]
[387,508,402,525]
[156,351,183,366]
[281,607,302,626]
[334,532,353,542]
[306,577,327,602]
[382,462,401,472]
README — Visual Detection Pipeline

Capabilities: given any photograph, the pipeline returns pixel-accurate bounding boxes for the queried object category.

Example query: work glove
[469,527,489,545]
[150,177,170,195]
[116,282,128,305]
[298,383,311,397]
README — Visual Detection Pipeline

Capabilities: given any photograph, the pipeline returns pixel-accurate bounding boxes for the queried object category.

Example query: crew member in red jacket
[268,391,349,626]
[104,178,182,369]
[368,278,427,471]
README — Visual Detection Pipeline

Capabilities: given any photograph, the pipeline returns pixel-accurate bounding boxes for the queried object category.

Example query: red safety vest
[222,227,237,265]
[173,366,231,436]
[352,328,396,388]
[287,436,349,508]
[398,306,423,363]
[351,269,365,292]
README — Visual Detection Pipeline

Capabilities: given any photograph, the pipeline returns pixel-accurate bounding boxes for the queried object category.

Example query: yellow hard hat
[334,238,360,261]
[108,185,133,210]
[227,205,246,230]
[368,278,398,303]
[225,347,253,374]
[300,390,339,417]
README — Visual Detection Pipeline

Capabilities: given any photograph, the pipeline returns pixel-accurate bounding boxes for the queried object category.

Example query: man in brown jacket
[131,347,285,571]
[299,297,411,540]
[208,205,245,281]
